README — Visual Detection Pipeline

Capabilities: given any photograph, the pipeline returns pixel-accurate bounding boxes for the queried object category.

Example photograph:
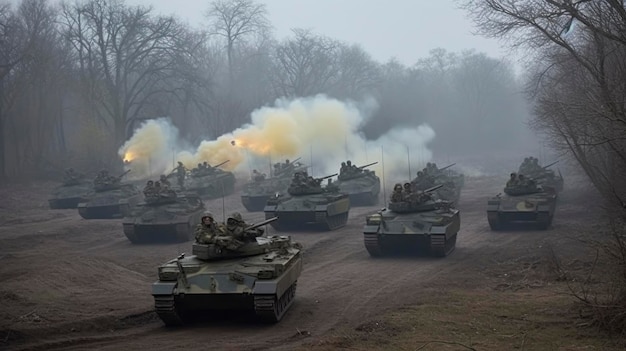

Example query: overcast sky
[126,0,509,66]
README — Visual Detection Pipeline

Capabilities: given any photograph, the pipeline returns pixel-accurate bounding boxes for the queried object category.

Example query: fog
[0,0,544,180]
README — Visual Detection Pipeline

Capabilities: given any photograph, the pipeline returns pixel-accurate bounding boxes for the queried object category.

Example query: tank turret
[152,215,302,325]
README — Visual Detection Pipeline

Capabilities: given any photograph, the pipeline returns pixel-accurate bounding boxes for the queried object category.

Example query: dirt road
[0,172,595,351]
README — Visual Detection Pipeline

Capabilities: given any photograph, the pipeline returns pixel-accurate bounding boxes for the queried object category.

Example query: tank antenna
[381,145,386,203]
[221,179,226,222]
[406,145,412,181]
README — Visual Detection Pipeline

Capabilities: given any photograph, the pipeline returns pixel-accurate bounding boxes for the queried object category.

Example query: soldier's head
[154,181,161,187]
[341,162,346,167]
[227,212,243,227]
[417,171,423,177]
[178,161,183,166]
[201,212,214,224]
[422,168,428,173]
[197,163,202,168]
[394,183,402,191]
[403,183,411,191]
[160,174,167,181]
[532,158,538,164]
[203,161,208,167]
[253,169,258,174]
[285,159,290,164]
[518,174,525,180]
[147,180,154,186]
[510,172,516,179]
[347,160,352,166]
[426,162,432,168]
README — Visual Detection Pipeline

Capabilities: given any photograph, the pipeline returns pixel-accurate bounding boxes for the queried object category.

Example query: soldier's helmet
[197,163,202,168]
[285,159,290,164]
[253,169,258,173]
[201,211,214,221]
[510,172,516,177]
[518,174,525,180]
[394,183,402,191]
[417,171,423,177]
[403,182,411,190]
[347,160,352,166]
[160,174,167,180]
[227,212,243,226]
[203,161,208,166]
[426,162,432,167]
[147,180,154,186]
[178,161,183,165]
[341,162,346,166]
[155,181,161,186]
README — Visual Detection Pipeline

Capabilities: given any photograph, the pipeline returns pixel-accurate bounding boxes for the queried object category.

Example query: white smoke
[119,95,436,186]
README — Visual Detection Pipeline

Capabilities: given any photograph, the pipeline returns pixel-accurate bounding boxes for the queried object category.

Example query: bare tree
[332,43,381,99]
[270,28,340,97]
[60,0,201,152]
[206,0,270,84]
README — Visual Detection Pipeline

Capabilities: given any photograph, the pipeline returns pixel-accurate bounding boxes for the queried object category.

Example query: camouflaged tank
[487,180,557,230]
[122,192,205,243]
[185,160,236,198]
[48,180,93,209]
[518,159,564,193]
[152,218,302,325]
[241,159,307,212]
[78,173,142,219]
[264,172,350,231]
[334,162,380,206]
[363,184,460,257]
[413,163,464,204]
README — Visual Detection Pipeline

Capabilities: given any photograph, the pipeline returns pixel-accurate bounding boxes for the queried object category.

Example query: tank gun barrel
[438,163,456,171]
[422,183,444,193]
[318,173,338,181]
[542,160,559,169]
[358,161,378,169]
[244,217,278,231]
[214,160,230,168]
[118,169,131,178]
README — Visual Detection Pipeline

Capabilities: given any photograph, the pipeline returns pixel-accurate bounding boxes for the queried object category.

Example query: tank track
[154,295,183,326]
[430,233,457,257]
[324,212,349,231]
[254,282,297,322]
[364,233,383,257]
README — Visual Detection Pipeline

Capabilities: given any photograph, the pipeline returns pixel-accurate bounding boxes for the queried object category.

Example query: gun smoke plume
[119,95,436,185]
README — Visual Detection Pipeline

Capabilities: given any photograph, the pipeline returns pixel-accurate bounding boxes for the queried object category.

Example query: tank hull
[78,185,141,219]
[123,216,202,243]
[363,208,460,257]
[48,182,93,209]
[152,245,302,325]
[335,176,380,206]
[487,192,557,230]
[48,196,82,209]
[186,172,236,198]
[241,195,269,212]
[264,196,350,231]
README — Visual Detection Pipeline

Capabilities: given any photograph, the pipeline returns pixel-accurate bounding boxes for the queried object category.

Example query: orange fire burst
[231,138,272,155]
[123,151,135,163]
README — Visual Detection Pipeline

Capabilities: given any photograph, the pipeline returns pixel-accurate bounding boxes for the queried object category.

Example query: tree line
[463,0,626,335]
[0,0,530,179]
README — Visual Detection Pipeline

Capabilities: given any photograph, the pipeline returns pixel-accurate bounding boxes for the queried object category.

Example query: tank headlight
[158,267,179,281]
[366,214,382,225]
[258,270,275,279]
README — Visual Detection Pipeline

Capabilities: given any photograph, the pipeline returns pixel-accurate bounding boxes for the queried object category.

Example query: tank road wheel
[324,212,349,231]
[254,282,297,322]
[364,233,384,257]
[154,295,183,326]
[430,233,457,258]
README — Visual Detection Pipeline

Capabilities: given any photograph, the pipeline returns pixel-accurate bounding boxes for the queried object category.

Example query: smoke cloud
[119,95,436,186]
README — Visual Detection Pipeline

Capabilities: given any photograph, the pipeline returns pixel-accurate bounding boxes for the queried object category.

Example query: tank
[363,184,460,257]
[518,159,564,192]
[334,162,381,206]
[48,180,93,209]
[151,218,302,325]
[264,172,351,231]
[241,158,307,212]
[487,181,557,230]
[78,183,142,219]
[122,192,205,244]
[413,163,464,204]
[185,160,236,198]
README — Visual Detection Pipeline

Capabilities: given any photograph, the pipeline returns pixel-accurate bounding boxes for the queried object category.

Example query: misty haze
[1,0,625,349]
